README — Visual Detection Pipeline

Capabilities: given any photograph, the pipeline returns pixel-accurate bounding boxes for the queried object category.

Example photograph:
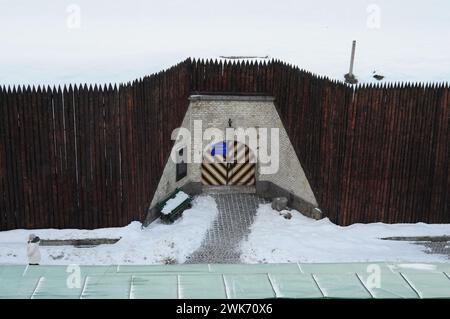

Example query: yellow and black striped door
[227,141,256,186]
[201,142,228,186]
[201,141,255,186]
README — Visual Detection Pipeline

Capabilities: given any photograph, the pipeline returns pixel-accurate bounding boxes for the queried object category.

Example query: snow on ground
[0,195,218,265]
[240,204,450,264]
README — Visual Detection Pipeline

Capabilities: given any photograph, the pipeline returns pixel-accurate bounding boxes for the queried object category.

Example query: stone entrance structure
[146,95,321,224]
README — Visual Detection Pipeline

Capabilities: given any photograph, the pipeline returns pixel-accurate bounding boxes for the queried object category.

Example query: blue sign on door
[211,142,227,157]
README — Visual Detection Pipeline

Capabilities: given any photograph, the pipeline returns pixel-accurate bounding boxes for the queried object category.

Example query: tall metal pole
[349,40,356,76]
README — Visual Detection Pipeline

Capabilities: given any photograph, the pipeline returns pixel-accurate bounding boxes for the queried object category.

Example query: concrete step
[202,185,256,194]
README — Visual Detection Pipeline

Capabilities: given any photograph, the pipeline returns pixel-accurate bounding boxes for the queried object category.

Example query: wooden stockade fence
[0,59,449,230]
[0,60,191,230]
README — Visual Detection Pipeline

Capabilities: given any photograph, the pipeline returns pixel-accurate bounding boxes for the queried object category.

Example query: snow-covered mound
[0,195,218,265]
[240,204,450,264]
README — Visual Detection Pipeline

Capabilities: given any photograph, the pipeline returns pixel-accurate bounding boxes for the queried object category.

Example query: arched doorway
[201,140,256,186]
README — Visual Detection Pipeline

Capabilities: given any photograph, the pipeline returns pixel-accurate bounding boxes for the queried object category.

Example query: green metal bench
[157,188,193,224]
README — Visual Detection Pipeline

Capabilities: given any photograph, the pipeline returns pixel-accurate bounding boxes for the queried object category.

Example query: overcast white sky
[0,0,449,85]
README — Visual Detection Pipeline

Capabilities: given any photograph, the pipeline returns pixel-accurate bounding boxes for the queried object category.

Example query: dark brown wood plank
[0,87,8,230]
[91,85,102,229]
[2,86,17,229]
[103,85,113,227]
[119,84,129,226]
[78,85,90,228]
[15,86,30,229]
[63,86,77,227]
[32,87,46,228]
